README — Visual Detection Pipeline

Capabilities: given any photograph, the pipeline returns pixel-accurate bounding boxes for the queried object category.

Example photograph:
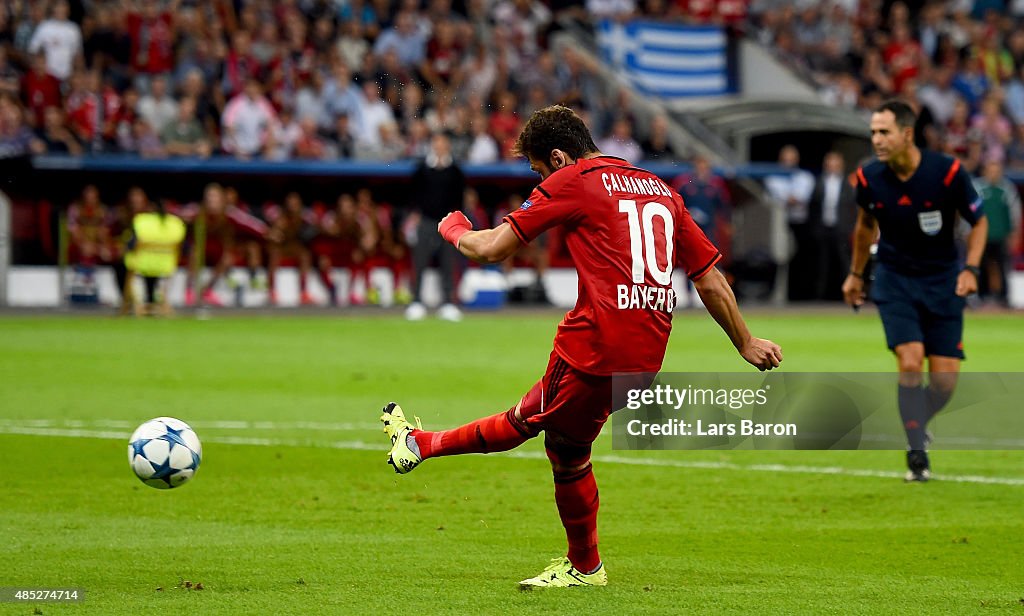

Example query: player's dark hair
[874,100,917,128]
[513,105,598,162]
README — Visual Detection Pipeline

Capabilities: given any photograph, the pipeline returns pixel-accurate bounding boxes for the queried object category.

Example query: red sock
[413,409,531,459]
[548,443,600,573]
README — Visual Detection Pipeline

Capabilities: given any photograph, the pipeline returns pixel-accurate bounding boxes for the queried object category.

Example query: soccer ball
[128,417,202,489]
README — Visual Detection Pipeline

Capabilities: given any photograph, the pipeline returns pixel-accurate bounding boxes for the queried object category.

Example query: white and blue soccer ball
[128,417,202,489]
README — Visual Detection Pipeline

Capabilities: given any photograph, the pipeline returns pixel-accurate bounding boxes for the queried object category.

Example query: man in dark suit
[808,151,858,301]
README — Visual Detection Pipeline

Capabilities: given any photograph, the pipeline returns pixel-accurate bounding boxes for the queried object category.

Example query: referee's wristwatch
[963,265,981,278]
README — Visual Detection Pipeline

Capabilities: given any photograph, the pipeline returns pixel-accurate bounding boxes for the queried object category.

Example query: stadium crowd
[7,0,1023,308]
[0,0,689,163]
[747,0,1024,173]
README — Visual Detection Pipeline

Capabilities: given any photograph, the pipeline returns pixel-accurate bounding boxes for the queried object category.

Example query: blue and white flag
[596,20,732,99]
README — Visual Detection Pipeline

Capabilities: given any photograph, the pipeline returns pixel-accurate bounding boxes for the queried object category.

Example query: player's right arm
[442,216,521,264]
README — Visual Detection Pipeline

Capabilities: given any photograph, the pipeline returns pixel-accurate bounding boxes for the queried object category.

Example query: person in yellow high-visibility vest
[124,194,186,313]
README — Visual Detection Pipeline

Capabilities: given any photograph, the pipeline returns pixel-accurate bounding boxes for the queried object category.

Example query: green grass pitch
[0,310,1022,614]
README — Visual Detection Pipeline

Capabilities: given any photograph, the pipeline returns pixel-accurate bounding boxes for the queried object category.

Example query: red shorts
[513,351,615,446]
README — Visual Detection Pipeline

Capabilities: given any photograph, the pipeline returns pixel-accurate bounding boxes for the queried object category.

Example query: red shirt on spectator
[66,89,99,141]
[489,110,520,160]
[674,0,748,25]
[126,11,175,74]
[23,70,62,127]
[223,51,261,98]
[427,41,461,82]
[883,37,922,93]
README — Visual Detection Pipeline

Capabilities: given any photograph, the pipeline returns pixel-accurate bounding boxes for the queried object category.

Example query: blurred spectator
[326,112,357,158]
[970,94,1013,163]
[126,117,165,158]
[323,63,362,126]
[28,0,81,82]
[586,0,636,20]
[63,71,99,149]
[221,78,277,158]
[917,65,960,125]
[489,90,520,160]
[222,30,259,99]
[883,22,923,94]
[460,42,497,103]
[406,133,465,321]
[419,19,463,94]
[424,92,459,134]
[1005,65,1024,126]
[354,187,411,305]
[467,113,499,163]
[67,184,114,270]
[598,116,642,162]
[1006,124,1024,170]
[372,11,427,68]
[123,193,186,316]
[943,98,978,160]
[137,75,178,136]
[31,106,82,155]
[491,0,550,69]
[23,53,62,127]
[13,2,46,58]
[179,68,218,137]
[266,192,317,306]
[640,114,676,162]
[161,97,211,158]
[971,28,1014,85]
[355,80,396,147]
[952,59,990,112]
[671,155,731,245]
[111,87,140,151]
[313,193,363,306]
[973,159,1022,306]
[293,116,329,160]
[0,96,37,158]
[354,121,406,161]
[125,0,176,87]
[267,107,302,161]
[406,118,433,158]
[0,46,21,99]
[337,19,370,72]
[764,145,815,301]
[295,71,331,130]
[182,183,268,306]
[807,151,856,301]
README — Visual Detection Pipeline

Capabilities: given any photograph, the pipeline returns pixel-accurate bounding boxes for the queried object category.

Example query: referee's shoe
[905,450,931,482]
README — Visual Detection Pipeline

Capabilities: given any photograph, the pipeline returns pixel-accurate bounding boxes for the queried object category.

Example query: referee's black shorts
[869,263,966,359]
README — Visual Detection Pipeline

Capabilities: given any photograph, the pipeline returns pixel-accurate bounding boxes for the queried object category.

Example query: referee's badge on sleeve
[918,210,942,236]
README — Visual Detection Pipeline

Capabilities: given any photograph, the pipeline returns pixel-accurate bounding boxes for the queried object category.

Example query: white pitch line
[2,425,1023,486]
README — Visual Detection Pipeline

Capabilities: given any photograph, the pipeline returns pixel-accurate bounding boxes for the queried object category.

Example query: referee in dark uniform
[842,100,988,482]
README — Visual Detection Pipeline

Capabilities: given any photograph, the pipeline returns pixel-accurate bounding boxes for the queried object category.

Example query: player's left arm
[438,211,521,264]
[694,268,783,371]
[675,202,782,371]
[951,164,987,296]
[958,215,987,296]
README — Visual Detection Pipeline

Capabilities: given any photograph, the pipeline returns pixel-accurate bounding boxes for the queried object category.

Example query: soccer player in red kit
[380,106,782,588]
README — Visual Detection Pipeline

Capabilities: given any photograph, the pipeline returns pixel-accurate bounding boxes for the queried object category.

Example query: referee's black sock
[924,384,953,422]
[898,385,928,451]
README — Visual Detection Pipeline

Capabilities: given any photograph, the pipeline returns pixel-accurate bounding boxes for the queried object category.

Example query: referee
[842,100,988,482]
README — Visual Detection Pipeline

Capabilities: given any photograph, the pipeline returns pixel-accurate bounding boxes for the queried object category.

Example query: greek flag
[596,20,732,98]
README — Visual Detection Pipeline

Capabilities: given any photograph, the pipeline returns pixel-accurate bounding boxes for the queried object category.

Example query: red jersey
[503,156,721,376]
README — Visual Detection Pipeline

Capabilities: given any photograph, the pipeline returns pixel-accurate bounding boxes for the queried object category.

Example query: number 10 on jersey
[619,199,674,285]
